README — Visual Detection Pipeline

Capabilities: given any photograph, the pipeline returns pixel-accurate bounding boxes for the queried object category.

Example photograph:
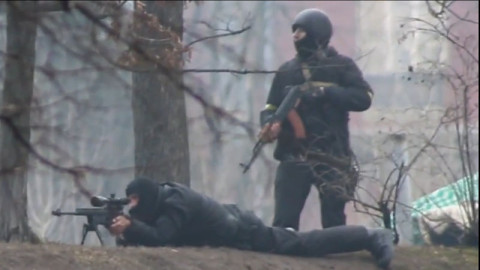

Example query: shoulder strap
[300,62,312,81]
[286,61,337,139]
[299,61,338,90]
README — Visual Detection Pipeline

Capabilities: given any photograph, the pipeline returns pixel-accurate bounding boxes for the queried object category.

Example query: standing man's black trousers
[273,159,355,230]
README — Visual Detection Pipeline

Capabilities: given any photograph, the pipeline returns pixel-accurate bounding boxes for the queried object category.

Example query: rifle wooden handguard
[286,81,337,139]
[287,110,306,139]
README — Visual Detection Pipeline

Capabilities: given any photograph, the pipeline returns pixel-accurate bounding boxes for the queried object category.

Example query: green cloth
[412,173,478,217]
[390,173,478,245]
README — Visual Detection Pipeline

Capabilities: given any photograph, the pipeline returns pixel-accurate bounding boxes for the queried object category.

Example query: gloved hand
[300,84,327,104]
[258,121,281,143]
[322,85,346,99]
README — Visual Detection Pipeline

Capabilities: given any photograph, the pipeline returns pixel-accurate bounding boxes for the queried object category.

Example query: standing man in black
[259,9,373,230]
[110,177,394,269]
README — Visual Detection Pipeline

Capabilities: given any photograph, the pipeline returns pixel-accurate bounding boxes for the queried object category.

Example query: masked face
[293,27,307,42]
[125,178,159,222]
[292,26,319,59]
[127,194,139,208]
[291,9,333,59]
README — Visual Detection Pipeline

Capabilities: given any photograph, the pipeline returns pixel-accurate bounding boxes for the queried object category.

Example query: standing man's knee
[321,196,347,228]
[315,167,352,228]
[273,162,312,229]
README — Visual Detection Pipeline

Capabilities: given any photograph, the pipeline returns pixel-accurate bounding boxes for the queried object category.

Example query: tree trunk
[0,2,39,242]
[132,1,190,186]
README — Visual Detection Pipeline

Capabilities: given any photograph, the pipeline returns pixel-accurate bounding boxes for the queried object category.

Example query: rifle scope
[90,194,130,207]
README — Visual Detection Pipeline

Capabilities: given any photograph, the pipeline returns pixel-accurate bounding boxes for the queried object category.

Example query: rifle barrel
[52,210,80,216]
[240,140,264,173]
[51,208,108,216]
[273,86,303,122]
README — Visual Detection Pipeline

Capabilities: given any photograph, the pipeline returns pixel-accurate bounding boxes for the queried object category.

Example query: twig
[391,162,405,244]
[73,2,257,138]
[185,68,280,74]
[0,116,92,198]
[185,25,252,48]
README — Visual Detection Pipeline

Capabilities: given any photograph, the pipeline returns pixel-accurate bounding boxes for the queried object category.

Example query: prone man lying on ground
[109,178,395,269]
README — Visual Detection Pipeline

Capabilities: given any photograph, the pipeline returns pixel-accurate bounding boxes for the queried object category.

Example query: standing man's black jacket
[264,46,373,160]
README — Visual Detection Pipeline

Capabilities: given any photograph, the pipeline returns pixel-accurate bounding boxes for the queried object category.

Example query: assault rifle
[51,194,130,245]
[240,81,337,173]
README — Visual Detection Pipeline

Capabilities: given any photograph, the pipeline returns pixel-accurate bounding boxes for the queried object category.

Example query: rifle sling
[287,63,337,139]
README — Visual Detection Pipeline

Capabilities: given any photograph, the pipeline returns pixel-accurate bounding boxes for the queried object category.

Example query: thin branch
[407,17,479,64]
[134,36,177,47]
[73,2,257,138]
[445,4,479,25]
[182,68,280,74]
[379,166,399,203]
[185,25,252,48]
[356,181,386,205]
[15,1,124,15]
[391,162,405,244]
[425,0,448,19]
[0,115,91,198]
[352,196,382,213]
[354,47,376,62]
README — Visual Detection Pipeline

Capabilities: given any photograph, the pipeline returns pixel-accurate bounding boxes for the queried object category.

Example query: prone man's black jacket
[263,46,373,161]
[121,182,263,248]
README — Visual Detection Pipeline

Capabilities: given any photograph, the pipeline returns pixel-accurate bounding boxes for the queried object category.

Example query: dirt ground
[0,242,477,270]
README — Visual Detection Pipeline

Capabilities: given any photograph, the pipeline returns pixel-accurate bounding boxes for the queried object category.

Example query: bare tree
[0,1,39,242]
[130,1,190,185]
[0,1,266,243]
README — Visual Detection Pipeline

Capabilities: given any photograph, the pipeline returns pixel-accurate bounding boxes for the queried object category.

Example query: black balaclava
[126,177,159,222]
[292,9,333,59]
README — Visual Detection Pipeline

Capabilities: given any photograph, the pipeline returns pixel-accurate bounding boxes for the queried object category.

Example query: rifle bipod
[80,222,104,246]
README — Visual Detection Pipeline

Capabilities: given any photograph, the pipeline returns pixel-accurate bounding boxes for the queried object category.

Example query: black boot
[366,228,395,269]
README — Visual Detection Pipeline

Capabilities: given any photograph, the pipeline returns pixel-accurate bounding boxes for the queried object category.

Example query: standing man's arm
[259,67,288,142]
[323,58,373,112]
